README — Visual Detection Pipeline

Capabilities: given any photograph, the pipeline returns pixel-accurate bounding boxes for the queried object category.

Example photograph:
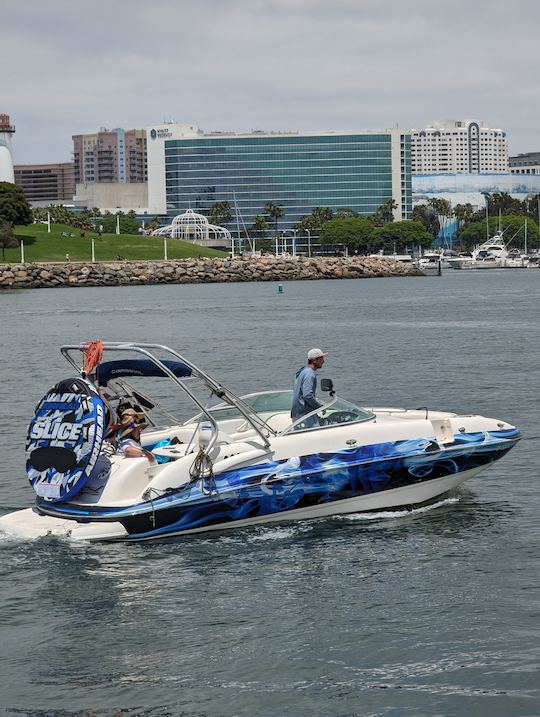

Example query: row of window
[166,178,394,189]
[165,135,393,150]
[164,153,396,165]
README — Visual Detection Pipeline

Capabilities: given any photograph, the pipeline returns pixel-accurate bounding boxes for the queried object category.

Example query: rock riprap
[0,256,421,290]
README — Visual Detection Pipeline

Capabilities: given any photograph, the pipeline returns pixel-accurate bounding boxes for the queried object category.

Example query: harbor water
[0,270,539,716]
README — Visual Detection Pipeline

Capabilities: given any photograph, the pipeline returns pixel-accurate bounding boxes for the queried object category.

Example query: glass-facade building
[147,125,412,231]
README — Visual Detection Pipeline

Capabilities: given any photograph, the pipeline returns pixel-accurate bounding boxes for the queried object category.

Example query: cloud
[3,0,539,163]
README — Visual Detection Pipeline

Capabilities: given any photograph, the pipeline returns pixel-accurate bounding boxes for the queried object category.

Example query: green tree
[99,211,140,235]
[486,192,526,216]
[319,217,376,251]
[31,207,48,223]
[0,218,18,259]
[453,203,475,233]
[371,199,397,227]
[527,194,540,223]
[0,182,32,226]
[263,201,285,236]
[48,204,76,225]
[294,206,334,233]
[208,201,232,226]
[372,221,433,252]
[250,214,269,238]
[412,204,440,244]
[335,207,358,218]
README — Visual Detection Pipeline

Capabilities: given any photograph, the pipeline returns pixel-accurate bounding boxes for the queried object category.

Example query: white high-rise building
[0,113,16,183]
[411,119,508,174]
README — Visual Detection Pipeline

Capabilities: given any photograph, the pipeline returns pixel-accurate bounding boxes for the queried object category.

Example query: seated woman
[116,408,156,463]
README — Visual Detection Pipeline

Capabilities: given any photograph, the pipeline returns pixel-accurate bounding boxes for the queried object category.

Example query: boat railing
[61,342,271,450]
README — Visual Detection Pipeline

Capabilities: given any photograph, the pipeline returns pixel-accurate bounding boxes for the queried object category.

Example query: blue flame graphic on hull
[36,428,520,539]
[113,430,520,538]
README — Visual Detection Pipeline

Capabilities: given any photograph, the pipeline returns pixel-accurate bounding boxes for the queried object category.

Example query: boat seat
[264,413,292,434]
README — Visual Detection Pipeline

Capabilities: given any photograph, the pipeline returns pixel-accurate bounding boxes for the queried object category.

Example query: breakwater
[0,255,421,290]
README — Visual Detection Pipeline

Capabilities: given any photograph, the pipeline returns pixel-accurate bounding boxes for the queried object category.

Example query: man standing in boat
[291,348,328,423]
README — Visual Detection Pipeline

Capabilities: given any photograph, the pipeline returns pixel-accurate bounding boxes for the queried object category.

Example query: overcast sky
[2,0,539,164]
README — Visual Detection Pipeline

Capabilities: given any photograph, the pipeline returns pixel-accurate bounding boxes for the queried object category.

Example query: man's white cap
[307,348,328,360]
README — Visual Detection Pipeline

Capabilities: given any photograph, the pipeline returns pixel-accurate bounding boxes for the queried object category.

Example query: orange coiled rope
[81,339,104,374]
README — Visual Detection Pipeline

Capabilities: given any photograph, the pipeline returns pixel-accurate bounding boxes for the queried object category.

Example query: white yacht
[0,342,521,542]
[448,232,508,270]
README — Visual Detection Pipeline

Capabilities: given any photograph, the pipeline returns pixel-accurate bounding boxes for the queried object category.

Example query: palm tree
[208,201,232,227]
[263,201,284,237]
[251,214,269,239]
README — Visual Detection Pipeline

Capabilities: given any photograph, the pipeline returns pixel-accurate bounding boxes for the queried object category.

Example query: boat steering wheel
[319,410,358,426]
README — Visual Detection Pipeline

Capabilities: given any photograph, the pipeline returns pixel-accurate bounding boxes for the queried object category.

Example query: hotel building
[72,128,147,184]
[411,120,508,174]
[14,162,75,204]
[146,123,411,230]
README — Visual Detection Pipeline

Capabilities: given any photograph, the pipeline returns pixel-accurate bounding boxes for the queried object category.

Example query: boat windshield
[187,391,293,423]
[282,397,374,434]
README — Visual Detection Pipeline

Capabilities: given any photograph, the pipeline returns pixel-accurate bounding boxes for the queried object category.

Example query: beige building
[14,162,75,204]
[72,128,147,184]
[411,119,508,174]
[73,181,148,212]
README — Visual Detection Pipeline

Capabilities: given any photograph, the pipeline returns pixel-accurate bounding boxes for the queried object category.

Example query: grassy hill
[2,223,227,263]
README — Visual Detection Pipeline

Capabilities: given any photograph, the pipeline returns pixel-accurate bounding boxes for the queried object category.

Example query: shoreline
[0,256,422,290]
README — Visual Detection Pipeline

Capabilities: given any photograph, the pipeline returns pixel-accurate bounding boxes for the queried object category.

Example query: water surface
[0,271,538,716]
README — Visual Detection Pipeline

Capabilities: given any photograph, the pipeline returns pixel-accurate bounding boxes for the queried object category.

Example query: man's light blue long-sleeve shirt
[291,365,322,420]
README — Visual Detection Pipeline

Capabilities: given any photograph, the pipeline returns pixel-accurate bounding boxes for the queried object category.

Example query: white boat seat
[264,413,292,434]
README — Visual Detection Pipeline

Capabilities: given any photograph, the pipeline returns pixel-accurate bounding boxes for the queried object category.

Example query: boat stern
[0,507,128,541]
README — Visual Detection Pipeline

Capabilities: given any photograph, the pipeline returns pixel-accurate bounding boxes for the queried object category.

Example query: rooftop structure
[411,120,508,175]
[146,123,411,233]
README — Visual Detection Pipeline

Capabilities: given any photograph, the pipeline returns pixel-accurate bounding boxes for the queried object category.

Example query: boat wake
[336,496,461,522]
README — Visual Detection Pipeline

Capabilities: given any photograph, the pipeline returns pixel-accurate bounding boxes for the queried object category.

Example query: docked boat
[0,342,521,542]
[415,253,443,276]
[448,231,508,270]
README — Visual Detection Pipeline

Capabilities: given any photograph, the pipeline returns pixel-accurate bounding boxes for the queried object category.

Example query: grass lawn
[1,223,227,263]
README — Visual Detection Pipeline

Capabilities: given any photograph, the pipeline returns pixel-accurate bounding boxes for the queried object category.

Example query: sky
[2,0,539,164]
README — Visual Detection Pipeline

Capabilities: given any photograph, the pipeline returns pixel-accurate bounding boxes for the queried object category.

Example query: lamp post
[91,236,95,263]
[20,239,24,264]
[164,237,168,260]
[305,229,312,257]
[281,229,296,256]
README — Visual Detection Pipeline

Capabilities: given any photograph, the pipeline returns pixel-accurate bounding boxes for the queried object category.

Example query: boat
[448,231,509,269]
[0,342,521,542]
[448,231,509,270]
[415,253,443,276]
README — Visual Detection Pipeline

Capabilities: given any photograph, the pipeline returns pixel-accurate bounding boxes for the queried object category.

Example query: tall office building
[147,123,411,229]
[411,120,508,174]
[72,128,147,184]
[509,152,540,175]
[15,162,75,204]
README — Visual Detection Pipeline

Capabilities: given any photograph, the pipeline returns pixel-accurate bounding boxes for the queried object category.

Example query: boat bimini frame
[63,342,273,452]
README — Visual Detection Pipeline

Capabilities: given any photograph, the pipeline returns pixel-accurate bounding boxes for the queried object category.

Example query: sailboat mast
[233,189,241,254]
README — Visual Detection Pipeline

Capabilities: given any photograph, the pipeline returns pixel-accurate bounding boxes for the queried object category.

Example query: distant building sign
[150,128,172,140]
